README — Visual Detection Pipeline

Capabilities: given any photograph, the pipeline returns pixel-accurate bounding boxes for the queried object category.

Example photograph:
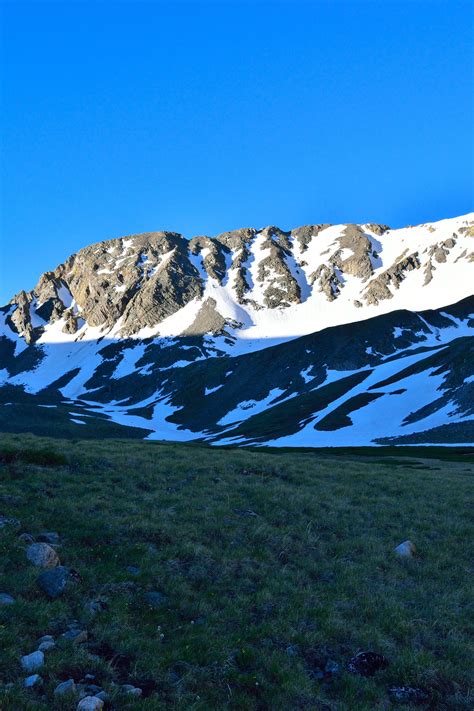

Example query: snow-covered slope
[1,214,473,446]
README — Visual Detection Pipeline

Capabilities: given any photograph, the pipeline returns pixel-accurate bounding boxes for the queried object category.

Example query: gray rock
[54,679,76,695]
[83,684,102,695]
[77,696,104,710]
[144,591,168,608]
[37,566,69,598]
[36,531,60,544]
[0,593,15,605]
[18,532,35,544]
[122,684,142,697]
[394,540,416,557]
[61,628,88,645]
[26,542,60,569]
[126,565,140,575]
[20,650,44,673]
[38,640,56,652]
[95,691,109,702]
[37,634,55,644]
[23,674,42,688]
[0,515,20,528]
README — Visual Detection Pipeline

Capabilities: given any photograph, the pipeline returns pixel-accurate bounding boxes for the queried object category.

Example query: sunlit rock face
[1,214,473,446]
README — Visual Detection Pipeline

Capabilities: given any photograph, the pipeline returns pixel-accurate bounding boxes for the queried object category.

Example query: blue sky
[1,0,472,302]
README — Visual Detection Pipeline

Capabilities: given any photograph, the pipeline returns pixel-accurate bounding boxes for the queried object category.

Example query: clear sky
[1,0,472,303]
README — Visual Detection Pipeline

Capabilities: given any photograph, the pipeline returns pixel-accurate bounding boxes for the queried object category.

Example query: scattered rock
[394,540,416,557]
[37,566,70,598]
[144,591,168,608]
[37,634,54,645]
[77,697,104,710]
[54,679,76,695]
[0,515,20,528]
[304,649,341,680]
[388,686,430,705]
[122,684,143,697]
[36,532,60,544]
[20,650,44,673]
[23,674,43,688]
[0,593,15,605]
[26,542,60,569]
[61,628,88,645]
[82,684,103,696]
[18,532,35,544]
[38,639,56,652]
[95,691,109,702]
[348,651,389,677]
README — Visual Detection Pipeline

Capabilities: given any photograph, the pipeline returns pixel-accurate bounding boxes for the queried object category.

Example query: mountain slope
[1,214,473,446]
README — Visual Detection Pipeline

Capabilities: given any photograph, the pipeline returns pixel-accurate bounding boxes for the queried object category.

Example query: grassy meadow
[0,434,473,710]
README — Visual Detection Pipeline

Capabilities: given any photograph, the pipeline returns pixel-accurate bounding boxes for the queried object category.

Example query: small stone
[54,679,76,695]
[0,593,15,605]
[0,515,20,528]
[348,651,389,677]
[37,566,69,598]
[61,628,88,645]
[77,696,104,710]
[95,691,109,702]
[394,540,416,558]
[388,686,430,704]
[38,640,56,652]
[24,674,42,688]
[126,565,140,575]
[122,684,143,697]
[18,532,35,544]
[84,684,102,695]
[20,650,44,673]
[144,591,167,608]
[37,634,55,644]
[26,542,60,569]
[36,532,60,544]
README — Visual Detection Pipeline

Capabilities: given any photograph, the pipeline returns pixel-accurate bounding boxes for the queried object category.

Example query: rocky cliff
[1,213,473,446]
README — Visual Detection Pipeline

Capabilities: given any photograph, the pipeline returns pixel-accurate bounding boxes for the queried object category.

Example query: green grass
[0,433,473,709]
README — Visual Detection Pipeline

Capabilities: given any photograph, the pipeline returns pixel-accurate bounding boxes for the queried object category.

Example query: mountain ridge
[1,213,473,446]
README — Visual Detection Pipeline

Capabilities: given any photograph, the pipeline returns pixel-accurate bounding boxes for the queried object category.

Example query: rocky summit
[0,213,473,446]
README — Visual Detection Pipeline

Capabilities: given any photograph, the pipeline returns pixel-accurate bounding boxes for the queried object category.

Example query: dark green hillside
[0,434,472,709]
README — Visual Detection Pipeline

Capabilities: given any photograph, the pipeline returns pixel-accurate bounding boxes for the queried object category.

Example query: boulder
[38,639,56,652]
[122,684,143,697]
[20,650,44,673]
[37,566,69,598]
[61,628,88,645]
[23,674,42,688]
[0,593,15,605]
[54,679,76,695]
[26,542,60,569]
[394,540,416,557]
[77,696,104,710]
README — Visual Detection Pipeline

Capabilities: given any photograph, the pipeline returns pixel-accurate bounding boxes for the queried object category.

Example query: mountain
[1,213,473,445]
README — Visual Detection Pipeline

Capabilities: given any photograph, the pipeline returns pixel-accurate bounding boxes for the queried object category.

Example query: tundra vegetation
[0,434,472,710]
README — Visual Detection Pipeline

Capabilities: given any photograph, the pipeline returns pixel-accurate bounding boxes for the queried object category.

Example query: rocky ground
[0,435,473,709]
